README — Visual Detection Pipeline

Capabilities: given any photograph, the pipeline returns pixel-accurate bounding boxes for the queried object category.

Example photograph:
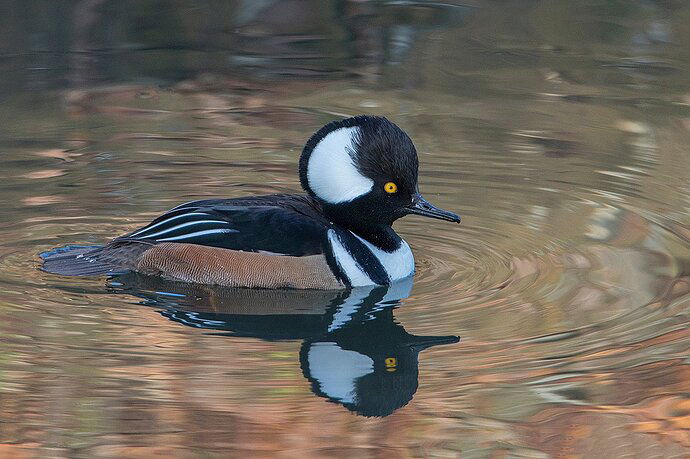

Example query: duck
[41,115,460,289]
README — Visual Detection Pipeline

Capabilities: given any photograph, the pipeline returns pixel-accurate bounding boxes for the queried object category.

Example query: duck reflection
[108,274,459,417]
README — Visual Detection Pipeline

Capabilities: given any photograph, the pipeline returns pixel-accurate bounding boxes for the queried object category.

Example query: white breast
[353,233,415,281]
[327,229,415,287]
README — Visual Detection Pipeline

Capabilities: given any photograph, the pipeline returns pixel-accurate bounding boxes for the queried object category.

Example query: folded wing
[41,195,332,277]
[119,195,329,256]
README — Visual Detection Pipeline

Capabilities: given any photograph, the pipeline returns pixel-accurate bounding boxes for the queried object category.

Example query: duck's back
[41,194,345,289]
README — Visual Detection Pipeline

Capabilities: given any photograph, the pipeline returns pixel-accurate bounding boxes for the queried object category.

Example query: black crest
[299,115,419,199]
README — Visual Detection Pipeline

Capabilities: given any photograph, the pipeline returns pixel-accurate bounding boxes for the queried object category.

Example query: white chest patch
[327,229,415,287]
[306,126,373,204]
[353,233,415,281]
[328,230,373,286]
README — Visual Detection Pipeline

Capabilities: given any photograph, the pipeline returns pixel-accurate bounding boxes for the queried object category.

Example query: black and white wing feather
[124,207,238,243]
[117,194,330,256]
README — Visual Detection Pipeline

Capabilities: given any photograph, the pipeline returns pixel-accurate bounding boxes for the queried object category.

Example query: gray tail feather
[40,240,154,276]
[40,245,121,276]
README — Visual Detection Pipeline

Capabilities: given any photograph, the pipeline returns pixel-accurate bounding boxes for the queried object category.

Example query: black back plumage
[119,194,330,256]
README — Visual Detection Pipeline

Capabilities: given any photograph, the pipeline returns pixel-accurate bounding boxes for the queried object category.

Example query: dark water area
[1,1,689,457]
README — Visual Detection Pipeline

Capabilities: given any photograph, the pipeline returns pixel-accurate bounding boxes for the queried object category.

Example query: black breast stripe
[331,229,389,286]
[323,242,351,288]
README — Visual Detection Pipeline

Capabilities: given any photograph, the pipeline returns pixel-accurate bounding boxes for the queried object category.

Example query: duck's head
[299,115,460,231]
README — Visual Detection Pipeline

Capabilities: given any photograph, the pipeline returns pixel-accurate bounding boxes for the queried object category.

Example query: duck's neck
[347,224,402,253]
[316,199,403,253]
[326,220,414,286]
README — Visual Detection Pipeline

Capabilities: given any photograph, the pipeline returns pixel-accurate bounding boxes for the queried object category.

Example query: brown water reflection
[1,0,689,457]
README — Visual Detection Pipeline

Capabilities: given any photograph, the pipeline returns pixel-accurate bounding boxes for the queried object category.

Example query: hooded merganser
[41,115,460,289]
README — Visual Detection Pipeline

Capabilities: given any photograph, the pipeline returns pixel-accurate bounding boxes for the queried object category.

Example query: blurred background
[0,0,689,457]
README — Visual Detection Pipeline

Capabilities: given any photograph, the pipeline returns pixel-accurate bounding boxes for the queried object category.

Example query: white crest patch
[306,126,373,204]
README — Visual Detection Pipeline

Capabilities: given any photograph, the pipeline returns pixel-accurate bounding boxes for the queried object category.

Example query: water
[1,1,689,456]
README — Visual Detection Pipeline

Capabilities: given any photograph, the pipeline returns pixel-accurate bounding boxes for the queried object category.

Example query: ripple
[401,152,689,344]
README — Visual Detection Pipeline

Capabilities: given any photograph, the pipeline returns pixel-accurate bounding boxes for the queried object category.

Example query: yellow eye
[385,357,397,372]
[384,182,398,194]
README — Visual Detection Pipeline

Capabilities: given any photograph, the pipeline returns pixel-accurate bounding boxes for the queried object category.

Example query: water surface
[1,1,689,457]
